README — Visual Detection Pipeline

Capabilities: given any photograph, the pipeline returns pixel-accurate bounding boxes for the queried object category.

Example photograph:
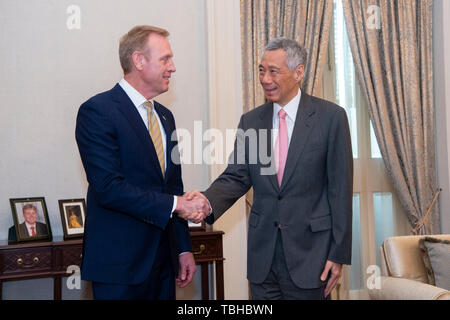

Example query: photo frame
[10,197,53,243]
[58,199,86,240]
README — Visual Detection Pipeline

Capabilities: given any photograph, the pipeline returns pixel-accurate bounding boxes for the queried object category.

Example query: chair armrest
[369,276,450,300]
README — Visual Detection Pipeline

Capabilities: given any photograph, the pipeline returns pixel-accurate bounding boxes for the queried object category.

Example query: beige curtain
[240,0,334,113]
[342,0,439,234]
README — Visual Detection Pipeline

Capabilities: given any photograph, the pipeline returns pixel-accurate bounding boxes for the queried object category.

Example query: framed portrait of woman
[58,198,86,240]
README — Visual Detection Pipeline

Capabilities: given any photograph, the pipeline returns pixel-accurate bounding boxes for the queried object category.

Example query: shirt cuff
[206,198,212,216]
[170,195,178,218]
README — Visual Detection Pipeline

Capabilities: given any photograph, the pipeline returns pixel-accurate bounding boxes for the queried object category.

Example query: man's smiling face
[258,49,304,107]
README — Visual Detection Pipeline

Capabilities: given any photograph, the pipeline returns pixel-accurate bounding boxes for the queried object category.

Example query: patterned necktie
[31,226,36,236]
[275,109,288,186]
[144,101,165,177]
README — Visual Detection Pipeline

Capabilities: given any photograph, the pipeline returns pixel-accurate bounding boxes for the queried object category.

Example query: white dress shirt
[272,88,301,148]
[119,79,177,214]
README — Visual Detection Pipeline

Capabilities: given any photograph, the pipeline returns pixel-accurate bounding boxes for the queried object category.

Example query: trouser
[92,227,175,300]
[250,230,329,300]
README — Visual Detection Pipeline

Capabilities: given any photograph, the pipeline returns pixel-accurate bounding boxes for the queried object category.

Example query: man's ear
[295,64,305,83]
[131,51,145,71]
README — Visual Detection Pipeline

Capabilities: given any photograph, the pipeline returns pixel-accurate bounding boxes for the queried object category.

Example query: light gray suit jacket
[204,93,353,289]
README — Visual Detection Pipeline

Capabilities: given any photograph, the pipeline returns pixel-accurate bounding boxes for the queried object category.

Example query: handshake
[175,191,210,224]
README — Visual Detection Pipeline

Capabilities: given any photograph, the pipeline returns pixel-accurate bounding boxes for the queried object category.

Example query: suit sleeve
[204,116,253,224]
[326,107,353,265]
[75,101,173,230]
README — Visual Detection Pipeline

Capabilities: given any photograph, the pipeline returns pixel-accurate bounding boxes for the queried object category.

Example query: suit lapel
[279,93,316,192]
[257,103,279,192]
[112,84,164,181]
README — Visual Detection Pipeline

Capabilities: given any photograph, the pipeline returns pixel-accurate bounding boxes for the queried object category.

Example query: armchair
[368,234,450,300]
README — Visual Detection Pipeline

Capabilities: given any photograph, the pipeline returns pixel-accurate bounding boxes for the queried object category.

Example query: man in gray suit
[182,37,353,299]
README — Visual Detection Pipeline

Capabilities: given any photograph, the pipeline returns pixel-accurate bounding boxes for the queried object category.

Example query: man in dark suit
[18,204,48,238]
[75,25,210,300]
[183,38,353,299]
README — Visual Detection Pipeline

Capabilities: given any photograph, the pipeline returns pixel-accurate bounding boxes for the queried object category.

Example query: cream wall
[0,0,217,299]
[206,1,248,299]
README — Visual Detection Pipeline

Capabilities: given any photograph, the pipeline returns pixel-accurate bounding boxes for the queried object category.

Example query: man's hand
[175,191,210,223]
[320,260,342,298]
[184,190,209,203]
[176,252,196,288]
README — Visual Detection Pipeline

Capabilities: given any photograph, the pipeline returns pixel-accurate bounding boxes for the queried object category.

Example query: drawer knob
[193,244,206,255]
[16,256,39,268]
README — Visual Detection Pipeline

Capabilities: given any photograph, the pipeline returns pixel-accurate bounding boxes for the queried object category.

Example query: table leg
[215,260,224,300]
[201,262,209,300]
[53,276,62,300]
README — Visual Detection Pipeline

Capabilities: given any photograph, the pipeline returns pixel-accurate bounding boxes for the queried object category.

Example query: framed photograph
[10,197,52,243]
[59,199,86,240]
[188,220,206,231]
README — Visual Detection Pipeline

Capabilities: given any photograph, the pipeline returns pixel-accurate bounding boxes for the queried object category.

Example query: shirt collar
[25,222,36,228]
[273,89,302,121]
[119,78,153,108]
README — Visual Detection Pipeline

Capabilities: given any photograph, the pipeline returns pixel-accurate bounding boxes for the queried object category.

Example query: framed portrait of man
[10,197,52,243]
[58,198,86,240]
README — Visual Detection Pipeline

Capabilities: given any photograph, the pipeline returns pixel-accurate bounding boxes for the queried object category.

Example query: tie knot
[144,101,153,110]
[279,109,287,120]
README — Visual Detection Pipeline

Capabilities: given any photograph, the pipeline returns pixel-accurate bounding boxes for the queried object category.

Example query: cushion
[419,237,450,290]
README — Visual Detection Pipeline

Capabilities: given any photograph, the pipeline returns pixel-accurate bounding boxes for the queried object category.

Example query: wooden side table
[190,231,225,300]
[0,231,224,300]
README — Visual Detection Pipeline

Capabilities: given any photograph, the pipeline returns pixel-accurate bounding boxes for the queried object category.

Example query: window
[323,0,410,299]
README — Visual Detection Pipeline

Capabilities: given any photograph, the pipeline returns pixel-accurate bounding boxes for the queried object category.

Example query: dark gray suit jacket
[204,93,353,289]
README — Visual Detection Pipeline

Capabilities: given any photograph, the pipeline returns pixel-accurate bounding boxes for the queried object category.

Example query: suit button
[274,222,279,227]
[278,196,282,200]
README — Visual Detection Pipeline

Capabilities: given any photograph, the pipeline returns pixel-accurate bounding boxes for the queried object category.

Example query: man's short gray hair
[264,37,308,70]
